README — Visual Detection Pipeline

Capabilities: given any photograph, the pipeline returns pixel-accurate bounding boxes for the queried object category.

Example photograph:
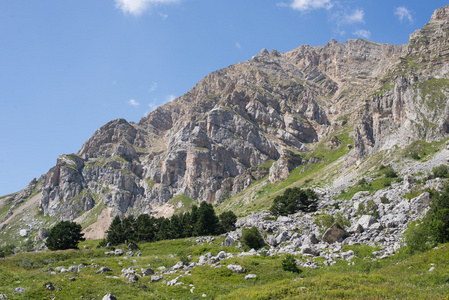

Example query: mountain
[1,5,449,242]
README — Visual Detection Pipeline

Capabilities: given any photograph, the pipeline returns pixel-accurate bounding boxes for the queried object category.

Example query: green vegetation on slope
[0,238,448,299]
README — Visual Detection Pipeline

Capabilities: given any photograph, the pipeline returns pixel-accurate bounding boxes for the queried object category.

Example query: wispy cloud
[165,94,176,102]
[279,0,333,12]
[128,99,140,107]
[148,82,158,93]
[235,42,241,49]
[352,29,371,39]
[146,94,177,114]
[115,0,181,16]
[395,6,413,23]
[342,9,364,24]
[159,12,169,19]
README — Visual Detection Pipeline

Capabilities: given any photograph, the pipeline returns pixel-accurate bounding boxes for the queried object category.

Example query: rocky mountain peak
[2,5,449,242]
[430,4,449,22]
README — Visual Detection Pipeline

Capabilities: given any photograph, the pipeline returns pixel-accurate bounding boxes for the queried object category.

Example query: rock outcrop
[2,5,449,238]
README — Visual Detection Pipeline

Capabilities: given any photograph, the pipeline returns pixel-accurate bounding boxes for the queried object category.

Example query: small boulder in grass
[102,293,117,300]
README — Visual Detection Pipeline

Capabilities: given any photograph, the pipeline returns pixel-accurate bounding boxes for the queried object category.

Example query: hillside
[1,4,449,259]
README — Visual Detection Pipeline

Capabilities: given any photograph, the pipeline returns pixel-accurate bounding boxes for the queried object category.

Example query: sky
[0,0,447,196]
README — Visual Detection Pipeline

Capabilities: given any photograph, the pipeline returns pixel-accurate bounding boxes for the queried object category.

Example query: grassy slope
[0,238,448,299]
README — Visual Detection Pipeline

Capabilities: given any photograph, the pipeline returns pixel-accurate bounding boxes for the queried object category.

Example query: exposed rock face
[5,5,449,226]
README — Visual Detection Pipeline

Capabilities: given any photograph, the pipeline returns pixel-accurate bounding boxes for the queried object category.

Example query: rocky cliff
[3,5,449,233]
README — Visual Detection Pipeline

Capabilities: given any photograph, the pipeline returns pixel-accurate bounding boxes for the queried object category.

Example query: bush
[282,254,301,273]
[403,185,449,253]
[380,196,390,204]
[241,226,264,250]
[357,200,378,218]
[45,221,85,251]
[432,164,449,178]
[411,152,421,160]
[269,187,318,216]
[403,221,431,254]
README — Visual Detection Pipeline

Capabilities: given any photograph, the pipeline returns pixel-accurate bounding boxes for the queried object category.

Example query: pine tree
[45,221,85,251]
[135,214,155,242]
[219,211,237,233]
[106,216,125,245]
[122,215,137,244]
[195,202,219,236]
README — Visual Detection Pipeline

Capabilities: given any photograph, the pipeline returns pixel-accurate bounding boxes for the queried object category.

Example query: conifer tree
[106,216,125,245]
[46,221,85,251]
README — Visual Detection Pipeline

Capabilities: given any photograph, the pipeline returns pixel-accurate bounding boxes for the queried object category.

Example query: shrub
[432,164,449,178]
[411,152,421,160]
[269,187,318,216]
[281,254,301,273]
[357,178,367,186]
[380,196,390,204]
[45,221,85,251]
[384,168,398,178]
[403,221,431,254]
[403,185,449,253]
[241,226,264,250]
[357,200,378,218]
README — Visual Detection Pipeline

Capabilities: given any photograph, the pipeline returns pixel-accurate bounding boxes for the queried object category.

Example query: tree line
[105,201,237,246]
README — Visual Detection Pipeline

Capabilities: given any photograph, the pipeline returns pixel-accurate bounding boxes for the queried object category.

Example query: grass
[168,194,196,215]
[1,238,448,299]
[400,138,447,162]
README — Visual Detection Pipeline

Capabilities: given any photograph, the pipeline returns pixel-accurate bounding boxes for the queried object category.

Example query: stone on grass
[245,274,257,280]
[227,264,246,273]
[141,268,155,276]
[102,293,117,300]
[96,267,113,274]
[13,288,25,294]
[0,294,7,299]
[150,275,163,282]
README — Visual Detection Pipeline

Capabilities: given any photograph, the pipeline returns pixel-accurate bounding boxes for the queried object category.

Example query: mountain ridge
[2,5,449,243]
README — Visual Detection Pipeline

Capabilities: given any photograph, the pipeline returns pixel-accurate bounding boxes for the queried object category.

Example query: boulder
[245,274,257,280]
[13,288,25,294]
[96,267,113,274]
[224,236,235,247]
[114,249,124,256]
[126,274,138,283]
[227,264,246,273]
[357,215,376,230]
[102,293,117,300]
[322,222,349,244]
[19,229,28,237]
[141,268,155,276]
[150,275,163,282]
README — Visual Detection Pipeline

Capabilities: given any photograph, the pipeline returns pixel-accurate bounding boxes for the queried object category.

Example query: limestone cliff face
[21,5,449,220]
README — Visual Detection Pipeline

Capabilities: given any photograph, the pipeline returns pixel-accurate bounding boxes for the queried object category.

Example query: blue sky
[0,0,447,196]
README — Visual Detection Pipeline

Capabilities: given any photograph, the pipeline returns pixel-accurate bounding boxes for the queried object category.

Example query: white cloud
[115,0,180,16]
[289,0,333,12]
[128,99,140,107]
[395,6,413,23]
[342,9,364,24]
[235,42,241,49]
[352,29,371,39]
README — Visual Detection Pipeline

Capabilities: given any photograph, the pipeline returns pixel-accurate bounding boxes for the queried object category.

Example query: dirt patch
[151,203,175,218]
[0,192,42,229]
[81,207,113,240]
